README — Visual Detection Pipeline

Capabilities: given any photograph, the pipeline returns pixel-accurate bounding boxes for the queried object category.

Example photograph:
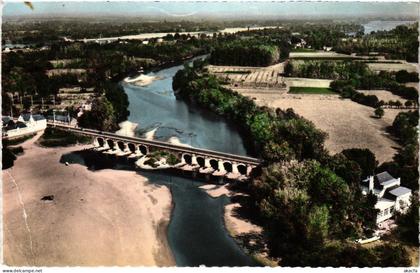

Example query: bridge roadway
[47,122,262,166]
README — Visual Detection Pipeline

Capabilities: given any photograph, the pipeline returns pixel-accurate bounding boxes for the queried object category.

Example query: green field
[289,87,337,94]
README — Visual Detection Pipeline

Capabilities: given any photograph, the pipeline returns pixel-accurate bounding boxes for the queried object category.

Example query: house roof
[376,172,395,184]
[383,192,397,201]
[32,114,46,121]
[389,187,411,197]
[20,113,32,122]
[2,116,12,124]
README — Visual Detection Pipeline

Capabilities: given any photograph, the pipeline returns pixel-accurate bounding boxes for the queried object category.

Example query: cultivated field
[208,63,332,90]
[289,87,335,94]
[289,51,385,60]
[366,62,418,73]
[234,91,404,163]
[289,51,356,59]
[284,77,332,88]
[207,63,285,89]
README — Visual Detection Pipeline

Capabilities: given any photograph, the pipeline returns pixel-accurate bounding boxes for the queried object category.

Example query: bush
[395,70,419,83]
[330,82,379,108]
[2,148,17,170]
[39,127,91,147]
[374,107,384,118]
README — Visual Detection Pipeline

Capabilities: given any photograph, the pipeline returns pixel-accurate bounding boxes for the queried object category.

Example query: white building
[361,172,412,223]
[3,114,47,139]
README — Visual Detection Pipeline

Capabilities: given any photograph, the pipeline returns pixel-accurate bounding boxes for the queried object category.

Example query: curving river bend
[122,59,257,266]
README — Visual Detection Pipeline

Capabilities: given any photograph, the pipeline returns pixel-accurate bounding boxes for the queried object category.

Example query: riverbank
[3,133,175,266]
[200,184,277,266]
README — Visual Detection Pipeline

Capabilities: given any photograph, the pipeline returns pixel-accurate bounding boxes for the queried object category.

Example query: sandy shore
[200,184,261,236]
[115,120,138,137]
[200,184,273,265]
[124,74,158,86]
[3,133,175,266]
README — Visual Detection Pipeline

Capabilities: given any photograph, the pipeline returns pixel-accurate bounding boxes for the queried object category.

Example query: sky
[3,1,419,20]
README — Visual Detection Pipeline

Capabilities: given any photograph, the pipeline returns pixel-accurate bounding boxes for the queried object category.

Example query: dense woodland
[210,42,280,67]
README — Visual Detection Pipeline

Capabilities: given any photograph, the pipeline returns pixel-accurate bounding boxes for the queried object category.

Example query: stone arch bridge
[48,123,262,179]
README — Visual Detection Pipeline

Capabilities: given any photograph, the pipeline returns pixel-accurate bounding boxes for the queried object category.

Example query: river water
[120,60,256,266]
[362,20,416,34]
[122,61,247,155]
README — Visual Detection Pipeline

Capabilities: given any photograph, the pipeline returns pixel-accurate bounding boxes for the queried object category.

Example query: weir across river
[48,122,262,180]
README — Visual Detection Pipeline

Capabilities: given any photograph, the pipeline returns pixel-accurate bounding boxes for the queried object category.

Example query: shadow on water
[60,150,258,267]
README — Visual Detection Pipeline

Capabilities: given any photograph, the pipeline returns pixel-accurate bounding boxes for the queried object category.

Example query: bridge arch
[139,145,148,155]
[223,161,233,173]
[183,154,192,165]
[107,139,115,149]
[237,164,247,175]
[97,137,105,147]
[196,156,205,167]
[117,141,126,151]
[209,159,219,170]
[128,143,136,153]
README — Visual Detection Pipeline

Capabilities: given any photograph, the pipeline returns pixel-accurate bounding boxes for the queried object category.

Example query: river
[121,59,256,266]
[81,26,279,42]
[362,20,416,34]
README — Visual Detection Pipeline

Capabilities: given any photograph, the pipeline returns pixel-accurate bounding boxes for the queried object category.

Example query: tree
[394,195,419,246]
[77,97,116,131]
[374,107,384,118]
[284,62,293,76]
[404,100,413,108]
[391,111,419,144]
[307,205,329,245]
[2,148,17,170]
[103,83,130,123]
[395,70,419,83]
[262,140,295,162]
[342,148,377,178]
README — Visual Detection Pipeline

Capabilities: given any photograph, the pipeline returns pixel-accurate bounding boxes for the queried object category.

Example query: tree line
[210,42,280,67]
